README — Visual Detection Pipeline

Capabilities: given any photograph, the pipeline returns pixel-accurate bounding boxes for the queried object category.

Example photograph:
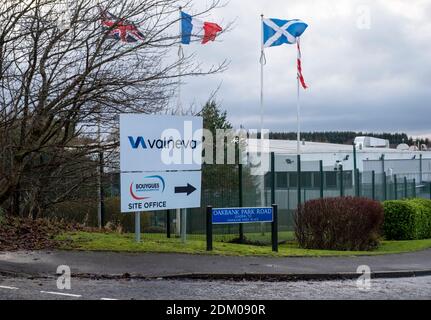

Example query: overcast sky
[177,0,431,139]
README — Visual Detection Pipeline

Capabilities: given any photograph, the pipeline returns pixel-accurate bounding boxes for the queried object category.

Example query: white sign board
[120,114,203,172]
[121,171,202,213]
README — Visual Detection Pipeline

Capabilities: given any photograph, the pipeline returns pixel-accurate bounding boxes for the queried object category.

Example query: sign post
[206,206,213,251]
[271,204,278,252]
[119,114,203,243]
[135,212,141,243]
[181,209,187,243]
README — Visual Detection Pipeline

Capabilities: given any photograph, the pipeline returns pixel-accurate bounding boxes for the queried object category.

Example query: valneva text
[128,136,198,150]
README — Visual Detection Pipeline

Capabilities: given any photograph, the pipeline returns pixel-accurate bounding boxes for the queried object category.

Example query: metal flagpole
[296,37,301,155]
[97,106,102,229]
[260,14,266,234]
[177,7,184,114]
[177,7,185,240]
[260,14,265,140]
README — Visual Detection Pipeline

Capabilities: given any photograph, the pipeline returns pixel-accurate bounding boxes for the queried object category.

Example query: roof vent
[396,143,409,151]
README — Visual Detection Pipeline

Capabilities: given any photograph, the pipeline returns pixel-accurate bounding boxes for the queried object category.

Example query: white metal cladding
[363,159,420,174]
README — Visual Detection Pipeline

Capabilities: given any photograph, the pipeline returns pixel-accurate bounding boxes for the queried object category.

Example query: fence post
[271,152,275,205]
[206,206,213,251]
[383,172,387,201]
[271,204,278,252]
[420,154,423,184]
[429,182,431,200]
[166,210,171,238]
[238,162,244,242]
[356,169,361,197]
[339,165,344,197]
[413,179,416,198]
[319,160,324,199]
[372,170,376,200]
[394,175,398,200]
[353,143,359,197]
[297,154,301,207]
[404,177,408,199]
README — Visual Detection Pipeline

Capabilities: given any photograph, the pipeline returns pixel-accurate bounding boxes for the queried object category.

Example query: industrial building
[246,136,431,209]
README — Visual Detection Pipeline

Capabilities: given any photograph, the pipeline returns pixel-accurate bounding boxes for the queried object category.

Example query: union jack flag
[100,10,145,43]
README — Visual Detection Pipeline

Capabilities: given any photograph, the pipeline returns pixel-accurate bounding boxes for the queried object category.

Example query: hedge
[295,197,384,251]
[383,199,431,240]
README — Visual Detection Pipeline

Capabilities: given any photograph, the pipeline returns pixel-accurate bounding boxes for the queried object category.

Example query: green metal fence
[182,152,431,244]
[46,150,431,245]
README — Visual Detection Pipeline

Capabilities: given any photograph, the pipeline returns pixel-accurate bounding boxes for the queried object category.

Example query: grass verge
[56,232,431,257]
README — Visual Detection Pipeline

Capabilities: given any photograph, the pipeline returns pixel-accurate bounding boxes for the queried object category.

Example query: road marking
[40,291,82,298]
[0,285,19,290]
[100,298,118,300]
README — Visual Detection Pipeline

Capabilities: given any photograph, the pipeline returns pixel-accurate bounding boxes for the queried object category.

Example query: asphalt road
[2,250,431,279]
[1,275,431,300]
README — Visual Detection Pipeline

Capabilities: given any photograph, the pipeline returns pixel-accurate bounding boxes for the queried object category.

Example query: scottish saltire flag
[181,11,222,45]
[263,18,308,48]
[101,10,145,43]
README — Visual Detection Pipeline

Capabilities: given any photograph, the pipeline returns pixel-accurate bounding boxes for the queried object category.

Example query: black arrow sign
[175,184,197,196]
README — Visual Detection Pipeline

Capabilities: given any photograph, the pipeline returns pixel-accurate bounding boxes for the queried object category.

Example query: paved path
[1,250,431,279]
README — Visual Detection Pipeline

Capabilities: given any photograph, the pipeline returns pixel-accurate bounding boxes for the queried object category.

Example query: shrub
[295,197,384,251]
[409,198,431,239]
[383,199,431,240]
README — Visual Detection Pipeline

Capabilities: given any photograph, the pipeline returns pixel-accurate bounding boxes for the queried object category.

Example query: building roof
[246,139,429,155]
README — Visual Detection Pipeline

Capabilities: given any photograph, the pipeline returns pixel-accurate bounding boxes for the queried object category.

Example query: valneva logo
[128,136,198,150]
[129,175,165,200]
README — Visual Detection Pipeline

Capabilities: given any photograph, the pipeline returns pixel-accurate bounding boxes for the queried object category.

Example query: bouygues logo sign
[129,175,165,200]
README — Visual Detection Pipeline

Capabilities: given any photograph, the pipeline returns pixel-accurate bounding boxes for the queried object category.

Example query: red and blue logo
[129,175,165,200]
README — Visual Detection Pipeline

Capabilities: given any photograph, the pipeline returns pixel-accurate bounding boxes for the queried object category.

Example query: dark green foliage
[199,100,241,191]
[383,199,431,240]
[295,197,384,251]
[200,100,232,133]
[383,201,417,240]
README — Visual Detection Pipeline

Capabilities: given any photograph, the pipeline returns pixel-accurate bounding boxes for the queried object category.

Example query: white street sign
[121,171,201,213]
[120,114,203,172]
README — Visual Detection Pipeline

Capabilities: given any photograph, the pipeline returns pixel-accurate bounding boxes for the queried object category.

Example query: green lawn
[135,231,295,243]
[56,231,431,257]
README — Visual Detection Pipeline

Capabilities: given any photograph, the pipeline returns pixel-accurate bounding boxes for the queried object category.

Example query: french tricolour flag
[181,11,222,45]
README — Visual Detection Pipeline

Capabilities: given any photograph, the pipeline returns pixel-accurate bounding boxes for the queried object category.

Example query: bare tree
[0,0,228,216]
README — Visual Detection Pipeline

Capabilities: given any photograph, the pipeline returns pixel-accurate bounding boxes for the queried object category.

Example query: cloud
[179,0,431,138]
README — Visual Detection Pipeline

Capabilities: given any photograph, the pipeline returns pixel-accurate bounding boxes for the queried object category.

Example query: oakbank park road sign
[121,171,201,213]
[212,207,274,224]
[120,114,203,172]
